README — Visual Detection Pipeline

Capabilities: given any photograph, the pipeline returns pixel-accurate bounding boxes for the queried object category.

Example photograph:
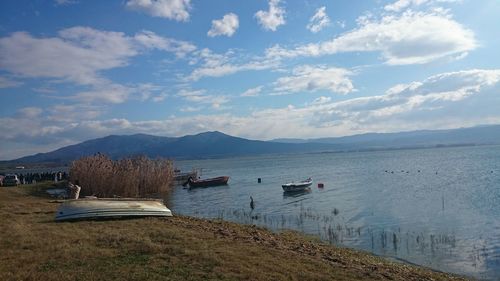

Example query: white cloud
[134,30,196,57]
[187,60,276,81]
[241,86,263,97]
[307,6,330,33]
[0,109,65,144]
[208,13,239,37]
[72,82,163,104]
[268,91,292,96]
[48,104,102,122]
[0,27,195,103]
[17,107,43,118]
[126,0,191,21]
[0,28,136,85]
[3,69,500,160]
[186,48,279,81]
[162,69,500,137]
[79,119,138,136]
[0,76,23,88]
[180,106,201,112]
[74,84,132,104]
[177,88,229,109]
[54,0,77,6]
[134,83,163,101]
[274,65,355,94]
[255,0,286,31]
[311,69,500,130]
[0,27,193,86]
[266,10,476,65]
[385,0,426,12]
[384,0,459,12]
[187,48,229,67]
[32,87,57,94]
[152,92,169,102]
[311,96,331,105]
[177,89,207,102]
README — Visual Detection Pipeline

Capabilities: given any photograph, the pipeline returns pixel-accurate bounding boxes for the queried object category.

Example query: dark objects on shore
[0,171,68,186]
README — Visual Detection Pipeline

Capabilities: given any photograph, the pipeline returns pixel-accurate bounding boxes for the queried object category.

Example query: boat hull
[282,184,312,192]
[188,176,229,188]
[174,171,198,184]
[282,179,313,192]
[55,198,172,222]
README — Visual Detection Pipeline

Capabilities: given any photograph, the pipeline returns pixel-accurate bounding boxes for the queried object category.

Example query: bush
[69,154,174,197]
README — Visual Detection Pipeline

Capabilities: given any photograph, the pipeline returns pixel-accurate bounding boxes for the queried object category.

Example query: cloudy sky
[1,0,499,159]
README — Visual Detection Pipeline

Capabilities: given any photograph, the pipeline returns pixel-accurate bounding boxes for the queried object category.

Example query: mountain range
[3,125,500,166]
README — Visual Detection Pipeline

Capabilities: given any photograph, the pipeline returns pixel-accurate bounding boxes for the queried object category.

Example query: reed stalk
[69,154,173,197]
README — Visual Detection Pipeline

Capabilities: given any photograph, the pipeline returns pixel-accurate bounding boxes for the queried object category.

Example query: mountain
[3,125,500,166]
[5,131,337,165]
[273,125,500,148]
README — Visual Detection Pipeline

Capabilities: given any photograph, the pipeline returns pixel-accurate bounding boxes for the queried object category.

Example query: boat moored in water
[55,198,172,222]
[174,170,198,185]
[282,178,313,192]
[184,176,230,188]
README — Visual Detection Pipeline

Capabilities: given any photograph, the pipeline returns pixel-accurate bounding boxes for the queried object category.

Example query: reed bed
[206,206,458,258]
[69,154,174,197]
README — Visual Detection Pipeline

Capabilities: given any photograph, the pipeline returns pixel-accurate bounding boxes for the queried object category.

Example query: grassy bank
[0,184,469,281]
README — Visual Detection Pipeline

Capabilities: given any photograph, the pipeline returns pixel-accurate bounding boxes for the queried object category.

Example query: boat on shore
[282,178,313,192]
[184,176,229,188]
[55,198,172,222]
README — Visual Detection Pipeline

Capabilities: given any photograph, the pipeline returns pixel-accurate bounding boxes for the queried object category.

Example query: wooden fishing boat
[184,176,229,188]
[173,170,198,185]
[55,198,172,222]
[282,178,313,192]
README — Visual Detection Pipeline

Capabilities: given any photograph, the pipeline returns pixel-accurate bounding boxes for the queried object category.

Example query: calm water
[170,145,500,280]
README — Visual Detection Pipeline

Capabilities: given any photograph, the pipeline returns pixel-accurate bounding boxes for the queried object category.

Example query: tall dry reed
[69,154,174,197]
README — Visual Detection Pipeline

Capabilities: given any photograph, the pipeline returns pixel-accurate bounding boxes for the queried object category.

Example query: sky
[0,0,499,160]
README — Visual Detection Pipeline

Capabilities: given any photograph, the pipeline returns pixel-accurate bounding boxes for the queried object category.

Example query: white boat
[282,178,313,192]
[55,198,172,222]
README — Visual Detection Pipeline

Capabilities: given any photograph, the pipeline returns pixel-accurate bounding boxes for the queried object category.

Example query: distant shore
[0,183,469,281]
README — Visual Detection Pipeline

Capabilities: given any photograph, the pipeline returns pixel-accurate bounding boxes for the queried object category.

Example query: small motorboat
[55,198,172,222]
[184,176,229,188]
[282,177,313,192]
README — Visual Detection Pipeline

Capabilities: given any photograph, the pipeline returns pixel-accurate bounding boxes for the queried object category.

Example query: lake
[170,145,500,280]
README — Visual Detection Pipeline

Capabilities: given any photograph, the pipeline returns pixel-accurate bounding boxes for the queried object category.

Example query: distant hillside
[273,125,500,148]
[5,131,337,165]
[3,125,500,167]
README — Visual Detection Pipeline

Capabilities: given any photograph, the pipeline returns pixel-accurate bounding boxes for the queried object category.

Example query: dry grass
[0,185,471,281]
[69,154,173,197]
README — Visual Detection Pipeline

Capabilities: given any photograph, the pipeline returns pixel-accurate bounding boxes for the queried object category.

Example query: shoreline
[0,184,470,281]
[3,143,499,171]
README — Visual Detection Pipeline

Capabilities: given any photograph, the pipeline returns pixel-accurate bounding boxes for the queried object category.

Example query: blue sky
[0,0,499,159]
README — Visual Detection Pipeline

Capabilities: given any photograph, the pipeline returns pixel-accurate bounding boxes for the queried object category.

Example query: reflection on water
[170,145,500,280]
[282,188,311,198]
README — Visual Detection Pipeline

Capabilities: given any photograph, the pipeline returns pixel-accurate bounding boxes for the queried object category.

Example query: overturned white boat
[55,198,172,222]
